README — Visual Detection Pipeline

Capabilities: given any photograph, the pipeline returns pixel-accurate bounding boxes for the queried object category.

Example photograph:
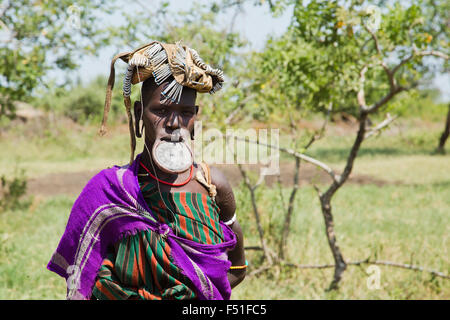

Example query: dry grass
[0,117,449,299]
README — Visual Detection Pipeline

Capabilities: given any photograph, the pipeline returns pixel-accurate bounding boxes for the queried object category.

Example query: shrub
[0,169,31,212]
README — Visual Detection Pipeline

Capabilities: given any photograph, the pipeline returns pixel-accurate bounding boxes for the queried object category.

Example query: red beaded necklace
[140,161,193,187]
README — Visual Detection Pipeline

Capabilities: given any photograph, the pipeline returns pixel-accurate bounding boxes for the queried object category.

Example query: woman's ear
[133,100,143,138]
[191,106,198,140]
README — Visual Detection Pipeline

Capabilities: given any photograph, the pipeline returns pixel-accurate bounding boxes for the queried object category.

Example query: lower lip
[161,138,182,142]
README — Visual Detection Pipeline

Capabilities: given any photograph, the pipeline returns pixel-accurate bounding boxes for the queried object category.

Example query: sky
[74,0,293,82]
[70,0,448,102]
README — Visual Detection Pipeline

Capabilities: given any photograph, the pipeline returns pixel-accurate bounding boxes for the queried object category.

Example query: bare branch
[314,42,446,288]
[282,259,450,280]
[364,85,406,114]
[415,49,449,60]
[304,102,333,148]
[313,112,372,291]
[362,24,448,116]
[226,0,242,35]
[312,184,322,197]
[366,25,382,56]
[0,1,15,43]
[391,53,415,76]
[318,192,347,291]
[364,25,395,89]
[357,65,369,109]
[279,156,300,259]
[237,163,273,265]
[224,93,256,125]
[283,262,337,269]
[364,113,398,139]
[0,1,11,19]
[295,152,339,181]
[392,49,449,76]
[244,246,263,251]
[0,18,9,33]
[248,265,272,277]
[278,106,333,260]
[369,260,450,279]
[276,174,287,210]
[357,61,397,114]
[254,168,266,189]
[227,134,339,183]
[436,103,450,154]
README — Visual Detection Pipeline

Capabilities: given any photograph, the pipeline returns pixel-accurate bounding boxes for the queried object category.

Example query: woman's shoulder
[208,165,231,193]
[205,164,236,221]
[194,162,232,195]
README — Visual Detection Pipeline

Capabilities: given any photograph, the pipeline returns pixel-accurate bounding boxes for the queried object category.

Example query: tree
[227,0,448,289]
[436,103,450,154]
[0,0,119,118]
[410,0,450,153]
[108,0,248,125]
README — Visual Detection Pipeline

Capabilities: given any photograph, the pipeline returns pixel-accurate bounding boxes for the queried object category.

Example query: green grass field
[0,117,449,299]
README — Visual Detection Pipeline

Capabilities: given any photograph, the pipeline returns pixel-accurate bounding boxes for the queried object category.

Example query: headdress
[99,41,225,163]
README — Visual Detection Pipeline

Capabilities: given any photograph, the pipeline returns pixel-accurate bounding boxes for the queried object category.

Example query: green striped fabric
[141,179,224,245]
[92,179,224,300]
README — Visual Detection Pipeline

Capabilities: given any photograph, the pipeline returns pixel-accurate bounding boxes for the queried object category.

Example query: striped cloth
[92,178,225,300]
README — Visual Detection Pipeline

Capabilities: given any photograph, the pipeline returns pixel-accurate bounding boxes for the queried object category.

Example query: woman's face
[135,79,198,147]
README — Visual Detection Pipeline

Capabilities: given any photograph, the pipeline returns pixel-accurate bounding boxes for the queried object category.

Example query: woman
[47,41,246,300]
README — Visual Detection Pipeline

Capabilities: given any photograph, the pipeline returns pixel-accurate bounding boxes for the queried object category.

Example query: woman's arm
[210,166,247,288]
[226,220,246,288]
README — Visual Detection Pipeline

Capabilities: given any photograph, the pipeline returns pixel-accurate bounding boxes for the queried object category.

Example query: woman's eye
[155,108,166,115]
[182,108,196,116]
[182,110,194,116]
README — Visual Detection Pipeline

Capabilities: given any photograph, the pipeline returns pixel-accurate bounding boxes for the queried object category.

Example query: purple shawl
[47,154,237,300]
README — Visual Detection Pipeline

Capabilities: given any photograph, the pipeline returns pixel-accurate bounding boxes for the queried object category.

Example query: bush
[34,75,127,125]
[387,89,449,121]
[0,169,31,212]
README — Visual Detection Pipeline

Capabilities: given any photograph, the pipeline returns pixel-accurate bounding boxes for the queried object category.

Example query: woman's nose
[166,111,181,130]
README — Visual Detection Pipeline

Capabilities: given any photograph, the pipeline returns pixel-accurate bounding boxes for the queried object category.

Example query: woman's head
[134,77,198,147]
[101,41,223,165]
